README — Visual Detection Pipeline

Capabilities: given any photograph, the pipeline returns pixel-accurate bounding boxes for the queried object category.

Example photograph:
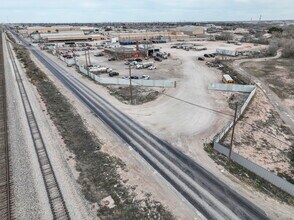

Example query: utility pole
[87,49,92,66]
[129,65,133,105]
[56,43,59,56]
[84,50,88,67]
[84,50,89,75]
[229,103,238,159]
[72,45,77,66]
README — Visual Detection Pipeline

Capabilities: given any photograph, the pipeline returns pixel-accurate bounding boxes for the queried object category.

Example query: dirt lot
[222,88,294,183]
[241,59,294,112]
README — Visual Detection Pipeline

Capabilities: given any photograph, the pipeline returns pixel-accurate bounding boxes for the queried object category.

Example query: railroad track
[0,29,13,220]
[11,30,269,219]
[5,34,70,220]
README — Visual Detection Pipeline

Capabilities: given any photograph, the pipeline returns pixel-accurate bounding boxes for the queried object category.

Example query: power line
[161,91,292,146]
[131,80,292,146]
[161,92,235,117]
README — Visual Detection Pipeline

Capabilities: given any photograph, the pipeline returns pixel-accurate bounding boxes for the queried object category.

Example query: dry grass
[241,59,294,101]
[107,85,160,105]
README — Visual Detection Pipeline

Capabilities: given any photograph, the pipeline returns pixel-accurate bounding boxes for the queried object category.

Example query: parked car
[204,54,209,58]
[198,57,205,61]
[136,64,143,69]
[129,61,138,66]
[109,72,119,77]
[141,75,150,80]
[148,66,156,70]
[135,58,142,62]
[108,57,115,61]
[94,53,104,57]
[154,56,162,62]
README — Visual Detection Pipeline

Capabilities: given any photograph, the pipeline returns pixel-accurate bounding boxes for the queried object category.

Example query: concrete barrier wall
[240,87,256,115]
[212,86,294,196]
[213,87,256,142]
[59,56,75,65]
[213,142,294,196]
[208,83,255,93]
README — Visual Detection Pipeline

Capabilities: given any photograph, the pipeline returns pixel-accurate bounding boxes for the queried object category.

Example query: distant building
[173,26,206,37]
[206,24,222,33]
[104,47,142,60]
[233,28,250,34]
[36,31,105,42]
[104,44,161,60]
[26,25,81,34]
[113,31,189,43]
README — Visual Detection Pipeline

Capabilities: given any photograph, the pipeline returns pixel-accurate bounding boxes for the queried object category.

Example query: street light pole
[129,65,133,105]
[229,103,238,159]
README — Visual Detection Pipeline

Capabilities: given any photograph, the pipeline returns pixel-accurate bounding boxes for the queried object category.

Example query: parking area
[73,48,181,81]
[70,41,261,79]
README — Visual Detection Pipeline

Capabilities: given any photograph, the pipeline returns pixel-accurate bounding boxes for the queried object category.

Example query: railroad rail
[5,34,70,220]
[0,29,13,220]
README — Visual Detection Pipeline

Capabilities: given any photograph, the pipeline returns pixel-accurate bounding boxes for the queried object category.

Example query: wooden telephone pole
[129,65,133,105]
[229,103,238,159]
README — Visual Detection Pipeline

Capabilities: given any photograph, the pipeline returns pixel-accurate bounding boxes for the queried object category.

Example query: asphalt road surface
[11,30,269,220]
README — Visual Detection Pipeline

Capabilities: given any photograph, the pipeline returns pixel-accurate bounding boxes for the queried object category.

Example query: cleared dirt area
[222,88,294,183]
[242,58,294,112]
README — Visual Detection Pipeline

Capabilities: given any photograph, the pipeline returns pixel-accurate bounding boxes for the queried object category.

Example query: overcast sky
[0,0,293,23]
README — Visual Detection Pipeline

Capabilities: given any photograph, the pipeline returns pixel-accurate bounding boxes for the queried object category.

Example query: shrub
[215,32,234,41]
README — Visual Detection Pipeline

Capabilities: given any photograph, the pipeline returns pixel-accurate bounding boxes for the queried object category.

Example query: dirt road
[231,50,294,134]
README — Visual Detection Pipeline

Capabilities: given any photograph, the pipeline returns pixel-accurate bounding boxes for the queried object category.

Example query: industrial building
[31,31,105,42]
[173,26,206,37]
[26,25,81,34]
[112,31,189,43]
[104,44,161,60]
[104,47,142,60]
